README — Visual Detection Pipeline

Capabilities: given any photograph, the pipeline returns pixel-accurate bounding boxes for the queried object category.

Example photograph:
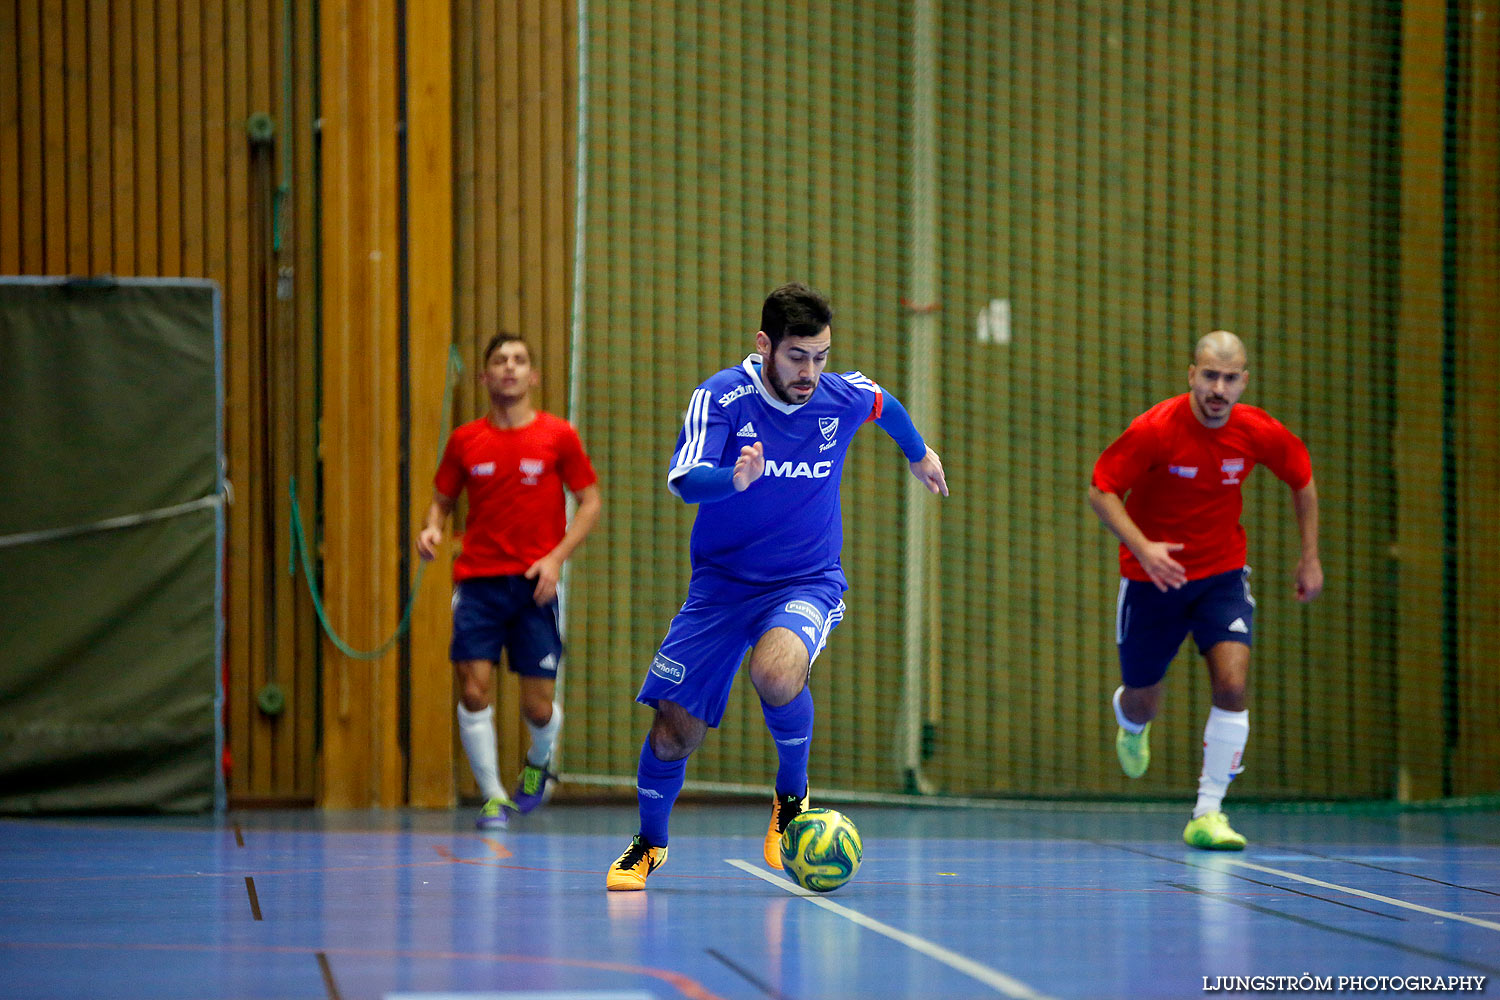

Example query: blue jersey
[667,354,883,589]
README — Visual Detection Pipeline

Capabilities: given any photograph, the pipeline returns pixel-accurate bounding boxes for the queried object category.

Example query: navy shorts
[449,575,562,676]
[1115,566,1256,688]
[637,576,846,727]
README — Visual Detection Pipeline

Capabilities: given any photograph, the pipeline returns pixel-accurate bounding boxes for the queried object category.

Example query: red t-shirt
[434,411,598,581]
[1091,394,1312,582]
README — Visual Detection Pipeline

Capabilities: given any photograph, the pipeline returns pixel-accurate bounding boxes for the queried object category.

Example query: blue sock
[637,736,687,847]
[761,687,814,797]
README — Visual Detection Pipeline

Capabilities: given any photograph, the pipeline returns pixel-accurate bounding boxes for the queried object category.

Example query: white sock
[1194,706,1249,818]
[1113,686,1147,734]
[457,703,504,801]
[525,701,563,767]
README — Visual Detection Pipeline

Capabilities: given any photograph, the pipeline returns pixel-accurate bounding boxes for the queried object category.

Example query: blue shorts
[1115,566,1256,688]
[449,575,562,676]
[637,576,847,727]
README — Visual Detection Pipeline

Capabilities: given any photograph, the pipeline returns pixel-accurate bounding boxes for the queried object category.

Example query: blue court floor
[1,801,1496,999]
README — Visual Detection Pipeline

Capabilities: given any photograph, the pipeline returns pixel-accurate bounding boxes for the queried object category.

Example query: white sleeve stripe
[690,387,711,465]
[665,460,713,497]
[843,371,879,393]
[673,388,712,469]
[667,460,712,481]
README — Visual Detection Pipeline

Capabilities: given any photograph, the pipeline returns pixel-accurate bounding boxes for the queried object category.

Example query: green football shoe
[476,795,516,830]
[1115,722,1151,778]
[1183,810,1247,850]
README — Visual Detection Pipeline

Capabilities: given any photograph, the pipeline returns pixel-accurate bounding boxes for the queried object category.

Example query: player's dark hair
[482,332,530,364]
[761,282,833,351]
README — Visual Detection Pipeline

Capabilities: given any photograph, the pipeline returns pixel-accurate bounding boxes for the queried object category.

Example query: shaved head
[1194,330,1247,367]
[1187,330,1250,427]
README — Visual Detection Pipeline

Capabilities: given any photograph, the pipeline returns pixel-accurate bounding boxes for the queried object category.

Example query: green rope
[288,344,464,660]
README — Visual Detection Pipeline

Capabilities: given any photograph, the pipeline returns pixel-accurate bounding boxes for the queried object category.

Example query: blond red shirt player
[1091,392,1312,583]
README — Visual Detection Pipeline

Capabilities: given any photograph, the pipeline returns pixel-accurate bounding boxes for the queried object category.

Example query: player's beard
[1196,391,1232,425]
[764,362,816,406]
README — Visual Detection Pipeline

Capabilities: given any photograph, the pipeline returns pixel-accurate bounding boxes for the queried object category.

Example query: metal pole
[901,0,938,795]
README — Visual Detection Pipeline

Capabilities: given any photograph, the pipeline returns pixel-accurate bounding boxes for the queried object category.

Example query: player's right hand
[416,526,442,561]
[911,447,948,496]
[1138,541,1187,592]
[732,441,765,492]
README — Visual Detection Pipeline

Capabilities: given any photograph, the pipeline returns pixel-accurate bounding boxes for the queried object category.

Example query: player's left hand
[525,554,564,605]
[1295,554,1323,603]
[910,447,948,496]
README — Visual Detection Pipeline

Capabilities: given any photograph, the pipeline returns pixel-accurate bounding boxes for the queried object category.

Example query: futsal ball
[779,808,862,892]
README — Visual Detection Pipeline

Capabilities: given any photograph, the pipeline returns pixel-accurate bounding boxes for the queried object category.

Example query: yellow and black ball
[778,808,863,892]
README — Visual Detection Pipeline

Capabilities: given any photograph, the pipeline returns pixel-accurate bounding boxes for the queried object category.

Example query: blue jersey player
[607,282,948,890]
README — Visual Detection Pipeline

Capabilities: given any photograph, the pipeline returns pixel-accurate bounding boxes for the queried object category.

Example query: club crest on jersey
[520,458,545,485]
[819,417,839,441]
[1221,457,1244,485]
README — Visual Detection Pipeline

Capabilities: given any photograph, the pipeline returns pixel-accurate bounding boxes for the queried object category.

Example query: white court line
[725,859,1058,1000]
[1224,859,1500,931]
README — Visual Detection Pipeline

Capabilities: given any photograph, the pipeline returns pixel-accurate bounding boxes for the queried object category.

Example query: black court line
[1167,882,1500,977]
[1271,845,1500,897]
[1099,842,1403,920]
[233,823,244,847]
[316,952,342,1000]
[705,946,793,1000]
[244,877,262,920]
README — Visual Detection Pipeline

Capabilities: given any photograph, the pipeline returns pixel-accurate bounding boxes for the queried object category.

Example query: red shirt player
[417,333,601,828]
[1089,331,1322,851]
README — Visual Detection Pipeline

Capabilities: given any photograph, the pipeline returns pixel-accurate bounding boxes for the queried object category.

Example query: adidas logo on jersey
[736,421,757,438]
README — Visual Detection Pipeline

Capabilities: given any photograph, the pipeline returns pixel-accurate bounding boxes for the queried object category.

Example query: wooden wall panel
[155,0,180,274]
[85,0,111,273]
[0,1,17,273]
[38,0,62,273]
[290,0,321,803]
[406,0,457,809]
[133,0,159,274]
[15,1,44,270]
[318,0,403,808]
[62,0,87,269]
[444,0,579,801]
[0,0,322,806]
[1395,0,1448,800]
[1455,0,1500,796]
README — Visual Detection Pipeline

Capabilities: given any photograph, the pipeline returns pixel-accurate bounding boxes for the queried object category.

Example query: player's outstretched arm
[416,491,455,561]
[1291,478,1323,602]
[873,391,944,495]
[1087,484,1186,591]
